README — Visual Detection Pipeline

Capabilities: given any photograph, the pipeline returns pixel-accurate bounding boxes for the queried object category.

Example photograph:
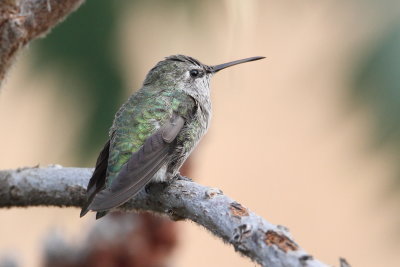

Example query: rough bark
[0,0,85,84]
[0,166,343,267]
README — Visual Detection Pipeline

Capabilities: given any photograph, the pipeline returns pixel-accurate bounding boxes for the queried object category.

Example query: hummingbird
[80,55,265,219]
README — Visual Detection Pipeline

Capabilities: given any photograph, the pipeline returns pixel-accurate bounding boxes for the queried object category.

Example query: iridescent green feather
[105,88,195,187]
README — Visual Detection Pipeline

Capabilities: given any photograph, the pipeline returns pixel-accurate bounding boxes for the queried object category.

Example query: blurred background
[1,0,400,266]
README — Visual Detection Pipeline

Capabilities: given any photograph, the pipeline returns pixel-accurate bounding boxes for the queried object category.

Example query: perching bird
[80,55,264,219]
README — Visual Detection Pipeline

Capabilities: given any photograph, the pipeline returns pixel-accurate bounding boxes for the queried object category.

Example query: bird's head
[143,54,265,100]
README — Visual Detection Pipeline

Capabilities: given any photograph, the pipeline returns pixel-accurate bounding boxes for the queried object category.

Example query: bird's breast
[179,104,211,152]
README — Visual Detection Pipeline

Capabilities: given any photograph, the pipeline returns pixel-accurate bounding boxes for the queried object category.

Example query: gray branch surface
[0,0,84,84]
[0,166,341,267]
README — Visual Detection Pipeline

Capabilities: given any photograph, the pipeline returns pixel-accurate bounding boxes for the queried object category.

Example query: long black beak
[210,56,265,73]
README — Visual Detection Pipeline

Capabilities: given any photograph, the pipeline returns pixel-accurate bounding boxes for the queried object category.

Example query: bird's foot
[176,174,192,182]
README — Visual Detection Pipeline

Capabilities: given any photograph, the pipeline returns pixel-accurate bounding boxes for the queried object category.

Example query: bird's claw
[176,174,192,182]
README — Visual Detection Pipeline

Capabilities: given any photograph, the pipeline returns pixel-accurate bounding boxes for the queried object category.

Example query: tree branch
[0,166,339,267]
[0,0,85,84]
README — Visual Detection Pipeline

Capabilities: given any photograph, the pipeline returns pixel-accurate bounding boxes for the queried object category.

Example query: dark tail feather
[96,211,108,220]
[80,187,103,218]
[80,138,111,218]
[80,204,90,218]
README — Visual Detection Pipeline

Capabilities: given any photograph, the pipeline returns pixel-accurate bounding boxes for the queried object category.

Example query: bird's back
[106,87,196,187]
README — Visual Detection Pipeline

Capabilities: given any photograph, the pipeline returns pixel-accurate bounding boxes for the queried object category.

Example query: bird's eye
[189,69,199,78]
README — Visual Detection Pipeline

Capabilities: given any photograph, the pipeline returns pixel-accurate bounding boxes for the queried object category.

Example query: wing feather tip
[96,211,108,220]
[87,191,115,212]
[80,208,89,218]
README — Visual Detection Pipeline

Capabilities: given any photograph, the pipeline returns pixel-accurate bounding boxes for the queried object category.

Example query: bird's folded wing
[88,114,185,212]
